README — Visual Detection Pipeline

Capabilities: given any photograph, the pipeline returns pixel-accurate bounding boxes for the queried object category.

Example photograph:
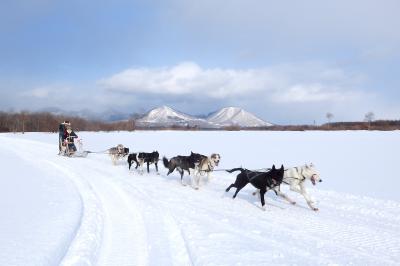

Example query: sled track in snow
[51,162,104,266]
[1,138,104,265]
[85,163,194,266]
[1,136,194,266]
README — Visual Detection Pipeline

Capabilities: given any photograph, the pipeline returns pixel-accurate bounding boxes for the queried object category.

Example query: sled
[59,139,89,158]
[63,150,89,158]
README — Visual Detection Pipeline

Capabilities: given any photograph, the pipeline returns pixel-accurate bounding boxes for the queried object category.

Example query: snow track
[1,137,104,265]
[1,135,194,266]
[85,163,193,266]
[1,132,400,265]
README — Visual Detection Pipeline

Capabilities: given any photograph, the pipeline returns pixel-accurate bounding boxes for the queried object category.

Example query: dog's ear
[280,164,284,170]
[272,164,276,170]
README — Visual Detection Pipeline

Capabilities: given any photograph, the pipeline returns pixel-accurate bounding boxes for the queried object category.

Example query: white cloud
[99,61,368,104]
[272,84,362,103]
[20,87,50,98]
[99,62,264,97]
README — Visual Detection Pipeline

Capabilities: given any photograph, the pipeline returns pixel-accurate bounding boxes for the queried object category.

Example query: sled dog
[128,151,160,173]
[192,153,221,189]
[253,163,322,211]
[108,144,129,165]
[163,152,206,185]
[127,153,139,170]
[226,165,285,210]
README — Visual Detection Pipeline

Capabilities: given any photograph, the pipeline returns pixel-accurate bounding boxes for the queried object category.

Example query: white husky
[108,144,128,165]
[253,163,322,211]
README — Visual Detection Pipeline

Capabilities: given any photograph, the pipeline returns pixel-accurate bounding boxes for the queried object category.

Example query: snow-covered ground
[1,131,399,265]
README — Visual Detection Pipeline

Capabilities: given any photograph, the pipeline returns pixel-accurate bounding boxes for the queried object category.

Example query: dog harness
[284,167,307,183]
[244,170,279,189]
[198,160,214,175]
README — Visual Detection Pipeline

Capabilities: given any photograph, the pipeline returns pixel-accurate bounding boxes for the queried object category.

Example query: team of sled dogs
[106,144,322,211]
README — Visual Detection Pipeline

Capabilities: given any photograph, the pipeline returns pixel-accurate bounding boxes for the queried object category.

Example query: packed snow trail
[1,135,193,266]
[1,132,400,265]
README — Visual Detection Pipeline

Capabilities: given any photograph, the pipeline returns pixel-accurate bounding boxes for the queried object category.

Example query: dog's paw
[312,207,319,211]
[291,201,297,205]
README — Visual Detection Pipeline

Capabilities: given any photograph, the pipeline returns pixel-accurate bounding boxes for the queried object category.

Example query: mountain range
[136,106,272,128]
[39,106,272,128]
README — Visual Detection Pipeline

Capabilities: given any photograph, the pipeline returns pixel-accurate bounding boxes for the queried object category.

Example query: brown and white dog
[108,144,129,165]
[192,153,221,189]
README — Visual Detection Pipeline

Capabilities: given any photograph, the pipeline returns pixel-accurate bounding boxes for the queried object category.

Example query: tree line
[0,111,135,133]
[0,111,399,133]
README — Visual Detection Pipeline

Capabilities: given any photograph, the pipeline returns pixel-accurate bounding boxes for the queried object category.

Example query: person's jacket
[63,131,78,144]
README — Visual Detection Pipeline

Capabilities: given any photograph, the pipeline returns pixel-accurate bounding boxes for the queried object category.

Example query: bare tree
[326,112,333,128]
[20,111,28,134]
[364,111,375,130]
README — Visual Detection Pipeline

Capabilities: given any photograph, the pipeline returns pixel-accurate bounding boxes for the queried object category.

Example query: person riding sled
[62,125,79,155]
[58,120,70,154]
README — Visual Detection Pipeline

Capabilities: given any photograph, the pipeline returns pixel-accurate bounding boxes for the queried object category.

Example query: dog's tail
[226,167,245,173]
[163,157,170,168]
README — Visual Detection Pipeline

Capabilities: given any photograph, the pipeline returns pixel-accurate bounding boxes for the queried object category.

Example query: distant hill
[135,106,272,128]
[206,107,272,127]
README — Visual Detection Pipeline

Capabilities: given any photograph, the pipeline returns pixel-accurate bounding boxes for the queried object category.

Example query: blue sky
[0,0,399,124]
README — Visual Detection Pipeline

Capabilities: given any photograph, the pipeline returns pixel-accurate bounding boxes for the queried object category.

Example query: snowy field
[1,131,400,266]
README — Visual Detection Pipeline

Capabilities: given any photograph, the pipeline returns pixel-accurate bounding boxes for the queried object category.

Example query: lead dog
[253,163,322,211]
[163,152,206,185]
[192,153,221,189]
[225,165,284,210]
[108,144,129,165]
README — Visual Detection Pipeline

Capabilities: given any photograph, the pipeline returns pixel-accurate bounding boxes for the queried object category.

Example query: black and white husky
[128,151,159,174]
[253,164,322,211]
[163,152,206,185]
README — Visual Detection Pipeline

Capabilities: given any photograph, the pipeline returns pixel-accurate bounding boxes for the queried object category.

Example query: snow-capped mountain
[135,106,214,128]
[136,106,271,128]
[207,107,272,127]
